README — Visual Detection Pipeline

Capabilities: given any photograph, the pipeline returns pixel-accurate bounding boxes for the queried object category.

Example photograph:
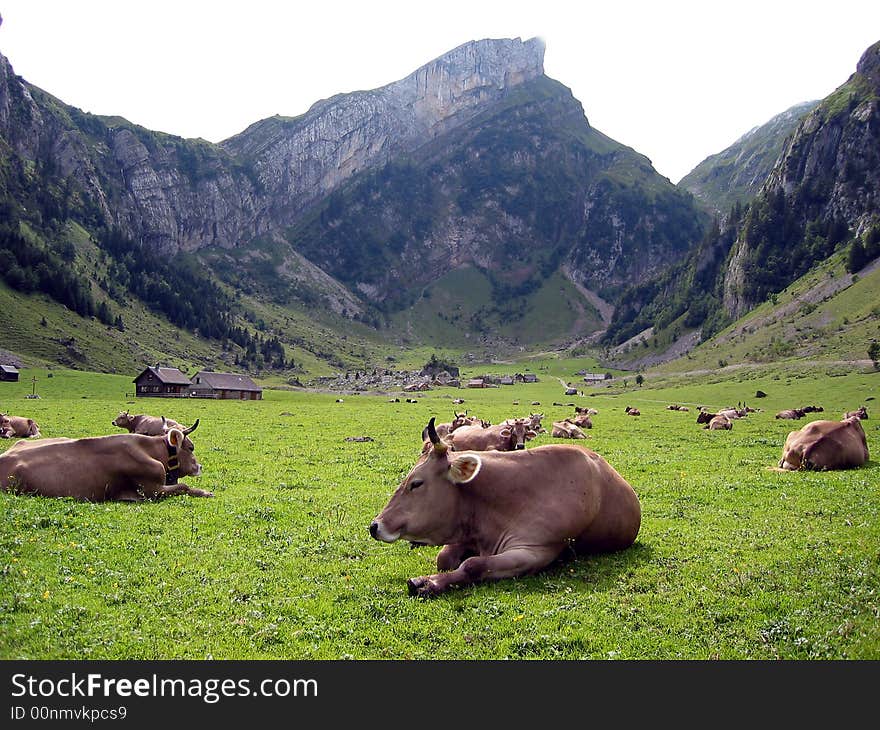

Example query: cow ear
[448,454,481,485]
[499,428,511,437]
[166,428,184,447]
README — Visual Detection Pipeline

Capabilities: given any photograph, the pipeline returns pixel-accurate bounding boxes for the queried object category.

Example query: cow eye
[409,479,424,490]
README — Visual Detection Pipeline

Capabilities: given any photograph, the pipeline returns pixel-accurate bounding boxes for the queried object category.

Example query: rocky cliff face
[602,39,880,350]
[722,40,880,318]
[220,38,546,227]
[285,72,706,309]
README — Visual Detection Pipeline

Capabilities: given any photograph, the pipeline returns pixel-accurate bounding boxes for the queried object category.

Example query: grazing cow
[779,417,868,471]
[551,420,587,439]
[801,405,824,413]
[452,399,465,405]
[575,406,598,415]
[624,406,640,416]
[0,414,41,439]
[447,418,536,452]
[369,418,641,597]
[844,406,868,420]
[0,425,210,501]
[111,411,192,436]
[775,409,806,420]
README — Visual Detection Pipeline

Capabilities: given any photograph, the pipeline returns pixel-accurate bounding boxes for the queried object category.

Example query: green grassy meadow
[0,364,878,659]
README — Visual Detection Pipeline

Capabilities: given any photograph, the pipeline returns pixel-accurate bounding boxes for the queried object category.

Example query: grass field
[0,364,878,659]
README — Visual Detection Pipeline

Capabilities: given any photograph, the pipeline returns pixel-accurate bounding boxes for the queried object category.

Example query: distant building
[582,373,606,384]
[133,365,192,397]
[0,365,20,382]
[467,378,486,388]
[189,371,263,400]
[499,376,514,386]
[521,373,538,383]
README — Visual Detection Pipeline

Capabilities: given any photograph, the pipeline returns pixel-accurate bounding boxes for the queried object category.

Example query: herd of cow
[0,398,872,596]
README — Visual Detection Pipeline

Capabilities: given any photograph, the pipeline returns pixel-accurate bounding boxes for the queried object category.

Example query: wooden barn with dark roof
[0,365,20,382]
[133,365,192,397]
[188,371,263,400]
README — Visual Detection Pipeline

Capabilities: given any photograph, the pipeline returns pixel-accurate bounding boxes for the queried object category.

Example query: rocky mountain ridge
[0,36,706,350]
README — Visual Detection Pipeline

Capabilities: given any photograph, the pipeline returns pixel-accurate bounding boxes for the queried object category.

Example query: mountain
[679,100,819,216]
[603,39,880,360]
[0,37,709,371]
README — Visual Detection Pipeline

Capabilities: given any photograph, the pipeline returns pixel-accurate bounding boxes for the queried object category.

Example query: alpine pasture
[1,364,877,659]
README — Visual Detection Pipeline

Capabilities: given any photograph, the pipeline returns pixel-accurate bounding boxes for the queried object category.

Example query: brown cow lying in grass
[112,411,195,436]
[0,425,211,501]
[446,418,537,452]
[696,411,732,429]
[778,416,869,471]
[370,418,641,597]
[551,420,588,439]
[0,414,41,439]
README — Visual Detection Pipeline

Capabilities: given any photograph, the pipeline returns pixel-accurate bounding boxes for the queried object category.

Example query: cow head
[166,427,202,478]
[451,411,471,430]
[370,418,481,546]
[696,411,714,424]
[500,418,536,450]
[112,411,132,429]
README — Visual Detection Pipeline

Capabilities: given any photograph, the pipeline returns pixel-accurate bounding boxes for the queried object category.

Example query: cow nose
[369,522,379,539]
[515,444,525,450]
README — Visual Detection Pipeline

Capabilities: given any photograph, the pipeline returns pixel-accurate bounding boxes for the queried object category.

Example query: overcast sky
[1,1,878,182]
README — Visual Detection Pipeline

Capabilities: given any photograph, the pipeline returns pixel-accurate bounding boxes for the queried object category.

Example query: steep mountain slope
[0,36,710,367]
[284,73,706,313]
[604,39,880,358]
[679,100,819,216]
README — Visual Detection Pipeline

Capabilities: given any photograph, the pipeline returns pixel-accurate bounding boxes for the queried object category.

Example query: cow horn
[426,418,447,454]
[183,418,200,435]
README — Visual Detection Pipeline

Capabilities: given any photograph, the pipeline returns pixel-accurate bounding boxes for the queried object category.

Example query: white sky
[1,0,878,183]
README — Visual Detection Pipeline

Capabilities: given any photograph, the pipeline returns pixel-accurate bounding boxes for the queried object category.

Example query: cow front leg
[408,544,564,598]
[436,543,476,571]
[144,482,214,499]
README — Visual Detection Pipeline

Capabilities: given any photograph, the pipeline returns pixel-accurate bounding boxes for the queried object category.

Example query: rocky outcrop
[722,40,880,318]
[221,38,545,226]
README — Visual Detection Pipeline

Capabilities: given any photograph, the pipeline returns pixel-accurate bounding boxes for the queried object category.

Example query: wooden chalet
[189,371,263,400]
[133,365,192,397]
[0,365,20,382]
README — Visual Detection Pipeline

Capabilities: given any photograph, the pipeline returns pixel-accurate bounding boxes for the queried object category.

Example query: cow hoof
[407,577,440,598]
